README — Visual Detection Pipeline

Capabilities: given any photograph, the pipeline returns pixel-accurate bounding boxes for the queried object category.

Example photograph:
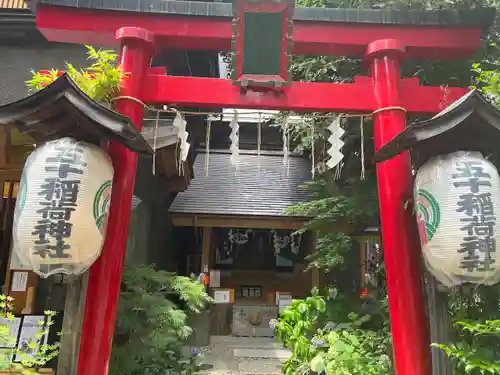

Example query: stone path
[195,336,291,375]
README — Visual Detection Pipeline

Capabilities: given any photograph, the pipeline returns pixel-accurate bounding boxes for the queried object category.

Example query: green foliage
[274,288,391,375]
[286,176,378,269]
[433,320,500,374]
[275,290,336,375]
[25,45,123,103]
[473,60,500,105]
[306,232,352,270]
[0,295,59,375]
[472,36,500,108]
[309,319,391,375]
[285,122,379,270]
[109,264,212,375]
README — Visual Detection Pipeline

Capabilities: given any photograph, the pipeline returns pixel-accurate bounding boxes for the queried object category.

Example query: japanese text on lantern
[453,160,496,273]
[32,140,87,260]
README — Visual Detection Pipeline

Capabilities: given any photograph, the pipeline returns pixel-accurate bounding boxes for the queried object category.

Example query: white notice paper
[214,290,231,304]
[209,270,220,287]
[11,272,28,292]
[278,294,293,313]
[14,315,46,363]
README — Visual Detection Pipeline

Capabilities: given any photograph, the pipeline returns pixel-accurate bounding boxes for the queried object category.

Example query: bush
[433,320,500,375]
[0,295,58,375]
[274,288,391,375]
[109,264,213,375]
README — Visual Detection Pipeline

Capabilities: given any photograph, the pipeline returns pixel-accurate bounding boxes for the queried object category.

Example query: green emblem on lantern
[415,188,441,244]
[93,180,112,234]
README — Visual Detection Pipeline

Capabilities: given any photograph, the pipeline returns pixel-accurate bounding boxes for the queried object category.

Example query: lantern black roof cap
[0,73,153,154]
[374,89,500,167]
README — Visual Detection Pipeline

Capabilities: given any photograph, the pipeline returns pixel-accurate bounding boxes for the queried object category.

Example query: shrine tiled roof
[169,151,311,217]
[32,0,494,30]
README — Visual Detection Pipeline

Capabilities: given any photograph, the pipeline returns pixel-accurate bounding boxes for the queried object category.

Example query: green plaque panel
[242,11,283,76]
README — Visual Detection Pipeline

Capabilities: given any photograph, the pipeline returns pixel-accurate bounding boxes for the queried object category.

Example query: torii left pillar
[77,27,154,375]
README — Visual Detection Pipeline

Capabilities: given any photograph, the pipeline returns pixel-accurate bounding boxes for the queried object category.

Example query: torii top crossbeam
[33,0,493,113]
[35,0,491,59]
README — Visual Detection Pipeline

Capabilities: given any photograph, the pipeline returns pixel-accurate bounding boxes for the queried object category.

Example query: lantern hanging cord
[257,111,262,157]
[205,118,212,177]
[152,110,160,176]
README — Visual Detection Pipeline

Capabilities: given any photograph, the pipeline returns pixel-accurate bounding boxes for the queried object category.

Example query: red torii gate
[32,2,492,375]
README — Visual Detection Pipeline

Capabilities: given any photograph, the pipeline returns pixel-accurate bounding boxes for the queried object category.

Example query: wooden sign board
[232,0,294,90]
[213,289,235,304]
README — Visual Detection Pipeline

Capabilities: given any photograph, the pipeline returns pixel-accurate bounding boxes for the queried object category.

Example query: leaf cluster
[25,45,123,103]
[0,295,58,375]
[275,289,391,375]
[109,264,212,375]
[433,320,500,374]
[309,319,391,375]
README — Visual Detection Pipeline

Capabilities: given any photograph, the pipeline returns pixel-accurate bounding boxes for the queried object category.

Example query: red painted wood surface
[140,74,467,114]
[77,27,154,375]
[36,5,483,59]
[41,69,467,114]
[367,39,431,375]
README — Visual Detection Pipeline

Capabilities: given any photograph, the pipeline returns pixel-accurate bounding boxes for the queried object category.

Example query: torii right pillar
[366,39,432,375]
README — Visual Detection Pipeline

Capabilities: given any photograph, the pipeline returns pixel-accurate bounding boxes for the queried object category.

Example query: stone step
[210,335,282,349]
[196,354,284,375]
[196,336,287,375]
[233,348,291,361]
[196,354,237,375]
[238,359,283,375]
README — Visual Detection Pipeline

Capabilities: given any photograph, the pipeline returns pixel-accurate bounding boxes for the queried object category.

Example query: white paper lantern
[414,151,500,286]
[12,137,114,278]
